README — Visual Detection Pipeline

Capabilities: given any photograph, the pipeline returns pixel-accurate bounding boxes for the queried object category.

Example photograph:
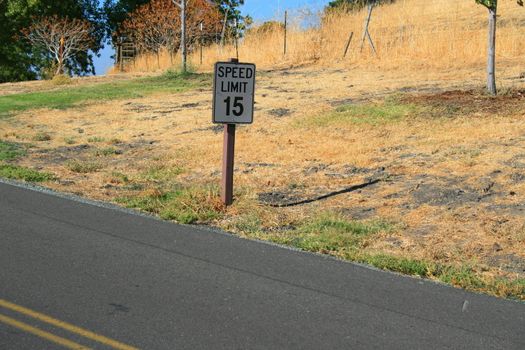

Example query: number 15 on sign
[213,62,256,124]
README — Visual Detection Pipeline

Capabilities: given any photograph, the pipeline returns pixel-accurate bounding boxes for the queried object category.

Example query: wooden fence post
[284,10,288,55]
[119,44,123,72]
[343,32,354,58]
[360,3,377,55]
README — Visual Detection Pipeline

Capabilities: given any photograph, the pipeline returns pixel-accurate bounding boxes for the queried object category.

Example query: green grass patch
[352,254,524,300]
[232,214,264,235]
[63,137,76,145]
[353,253,430,277]
[239,211,524,300]
[434,264,487,290]
[109,171,129,184]
[116,185,222,224]
[87,136,105,143]
[109,138,123,145]
[66,160,103,173]
[0,140,26,161]
[0,72,210,115]
[269,213,394,253]
[269,217,524,299]
[93,147,119,157]
[32,132,51,142]
[301,214,393,236]
[141,164,184,182]
[299,98,419,127]
[0,164,53,182]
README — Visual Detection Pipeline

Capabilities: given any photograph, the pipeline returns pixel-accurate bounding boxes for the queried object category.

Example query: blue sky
[242,0,326,23]
[93,0,329,74]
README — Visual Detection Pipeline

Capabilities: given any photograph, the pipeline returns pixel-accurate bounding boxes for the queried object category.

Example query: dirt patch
[258,191,303,205]
[123,102,153,112]
[268,108,293,117]
[486,203,525,216]
[509,172,525,183]
[181,102,200,108]
[406,224,438,237]
[243,162,278,168]
[486,254,525,274]
[503,154,525,169]
[33,144,93,164]
[123,101,204,116]
[242,162,279,174]
[177,125,223,135]
[303,163,330,175]
[339,207,377,220]
[412,184,482,207]
[324,165,383,179]
[403,89,525,116]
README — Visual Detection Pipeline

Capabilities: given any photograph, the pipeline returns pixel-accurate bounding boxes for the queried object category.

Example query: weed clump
[51,74,73,86]
[64,137,76,145]
[93,147,119,157]
[0,140,26,161]
[32,132,51,141]
[87,137,105,143]
[0,164,53,182]
[66,160,103,173]
[117,185,223,224]
[299,99,419,128]
[270,213,394,254]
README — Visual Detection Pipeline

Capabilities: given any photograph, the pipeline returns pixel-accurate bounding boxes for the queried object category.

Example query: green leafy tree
[0,1,35,82]
[476,0,523,95]
[326,0,395,12]
[0,0,104,82]
[213,0,251,43]
[102,0,150,41]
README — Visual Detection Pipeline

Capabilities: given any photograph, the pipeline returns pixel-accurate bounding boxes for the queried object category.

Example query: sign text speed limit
[213,61,256,124]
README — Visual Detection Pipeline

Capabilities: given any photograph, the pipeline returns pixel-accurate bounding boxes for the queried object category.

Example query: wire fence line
[116,5,525,71]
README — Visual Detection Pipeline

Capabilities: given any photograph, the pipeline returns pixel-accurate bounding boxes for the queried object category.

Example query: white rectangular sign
[213,61,256,124]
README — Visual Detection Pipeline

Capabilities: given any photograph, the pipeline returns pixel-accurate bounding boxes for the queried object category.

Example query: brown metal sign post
[212,58,256,206]
[221,123,236,205]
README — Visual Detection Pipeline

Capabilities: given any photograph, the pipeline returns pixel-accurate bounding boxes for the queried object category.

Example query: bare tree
[22,15,93,76]
[121,0,220,69]
[475,0,523,95]
[121,0,180,67]
[171,0,221,71]
[172,0,187,72]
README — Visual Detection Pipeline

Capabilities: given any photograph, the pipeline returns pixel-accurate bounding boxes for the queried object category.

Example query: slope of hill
[123,0,525,75]
[1,63,524,299]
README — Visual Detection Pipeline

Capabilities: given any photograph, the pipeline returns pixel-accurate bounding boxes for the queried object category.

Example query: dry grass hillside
[1,64,524,299]
[121,0,525,75]
[1,0,525,300]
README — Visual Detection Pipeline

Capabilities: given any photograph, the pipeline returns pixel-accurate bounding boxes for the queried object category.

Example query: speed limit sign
[212,61,256,124]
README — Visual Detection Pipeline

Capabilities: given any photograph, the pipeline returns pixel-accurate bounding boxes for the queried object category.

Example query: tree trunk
[57,36,65,76]
[180,0,187,73]
[487,7,497,95]
[220,8,229,48]
[56,60,63,76]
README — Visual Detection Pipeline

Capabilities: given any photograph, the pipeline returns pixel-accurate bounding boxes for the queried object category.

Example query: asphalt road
[1,180,524,350]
